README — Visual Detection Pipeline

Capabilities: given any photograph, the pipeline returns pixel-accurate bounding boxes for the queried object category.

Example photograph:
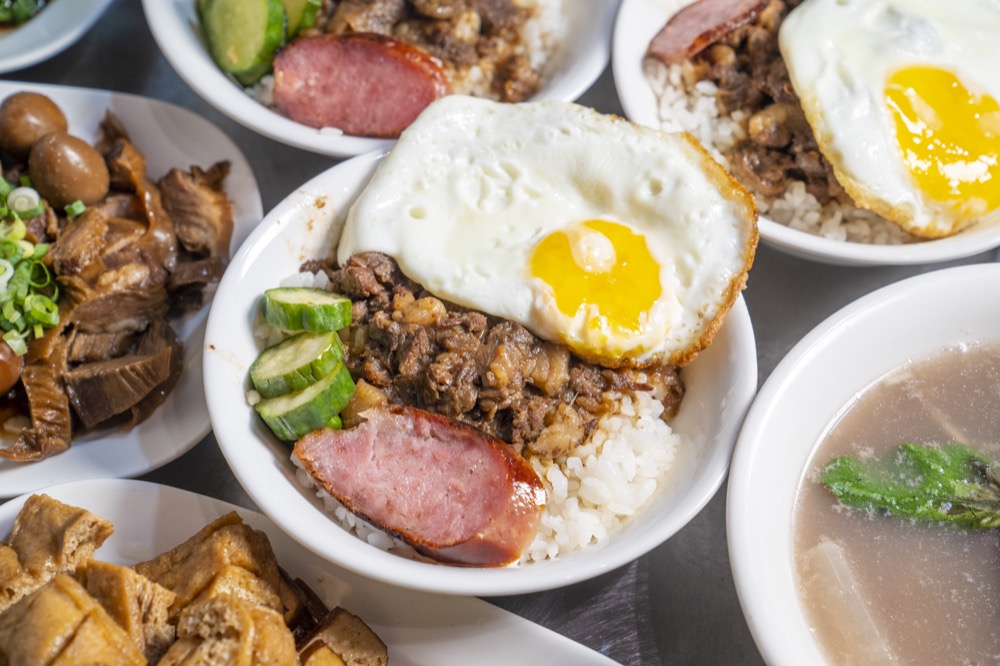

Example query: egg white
[779,0,1000,237]
[337,96,757,367]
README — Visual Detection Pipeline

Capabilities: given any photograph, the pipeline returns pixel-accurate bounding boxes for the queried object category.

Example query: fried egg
[780,0,1000,238]
[337,96,757,368]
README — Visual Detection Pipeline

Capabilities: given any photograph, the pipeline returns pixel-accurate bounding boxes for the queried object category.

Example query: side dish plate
[203,150,757,596]
[0,478,617,665]
[141,0,620,157]
[0,81,262,498]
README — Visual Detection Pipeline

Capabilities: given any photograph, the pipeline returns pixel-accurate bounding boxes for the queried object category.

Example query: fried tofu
[0,574,144,666]
[0,494,113,613]
[299,607,388,666]
[133,513,286,618]
[0,499,385,665]
[158,592,297,666]
[82,560,178,662]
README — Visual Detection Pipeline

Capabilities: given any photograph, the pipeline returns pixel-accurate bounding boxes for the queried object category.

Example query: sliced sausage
[646,0,769,65]
[293,405,545,567]
[272,33,450,138]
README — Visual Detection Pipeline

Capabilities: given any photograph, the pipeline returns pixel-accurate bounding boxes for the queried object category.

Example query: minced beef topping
[303,252,685,460]
[683,0,848,205]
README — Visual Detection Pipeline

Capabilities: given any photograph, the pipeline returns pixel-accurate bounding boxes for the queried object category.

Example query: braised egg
[780,0,1000,238]
[337,96,757,368]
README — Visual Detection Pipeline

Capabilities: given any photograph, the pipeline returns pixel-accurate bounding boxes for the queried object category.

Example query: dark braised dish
[0,91,233,462]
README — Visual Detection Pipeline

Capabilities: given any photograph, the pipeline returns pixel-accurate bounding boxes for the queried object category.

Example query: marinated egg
[28,131,110,209]
[0,92,67,160]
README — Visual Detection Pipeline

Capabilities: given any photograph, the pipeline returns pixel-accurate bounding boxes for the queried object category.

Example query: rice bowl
[203,150,758,595]
[612,0,1000,265]
[142,0,620,157]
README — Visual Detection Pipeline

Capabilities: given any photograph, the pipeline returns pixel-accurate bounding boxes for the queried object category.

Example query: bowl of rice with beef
[142,0,620,157]
[613,0,1000,266]
[202,97,758,595]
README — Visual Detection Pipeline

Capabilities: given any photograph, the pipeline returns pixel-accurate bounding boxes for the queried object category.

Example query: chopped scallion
[64,199,86,217]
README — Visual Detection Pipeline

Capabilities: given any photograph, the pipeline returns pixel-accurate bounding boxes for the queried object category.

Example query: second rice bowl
[612,0,1000,266]
[203,151,758,596]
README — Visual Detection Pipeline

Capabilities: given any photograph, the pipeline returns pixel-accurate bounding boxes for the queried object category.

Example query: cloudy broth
[793,342,1000,665]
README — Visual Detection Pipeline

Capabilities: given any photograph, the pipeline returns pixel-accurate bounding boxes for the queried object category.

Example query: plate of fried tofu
[0,479,618,665]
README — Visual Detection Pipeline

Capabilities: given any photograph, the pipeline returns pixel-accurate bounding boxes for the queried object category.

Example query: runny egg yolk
[885,65,1000,222]
[529,220,661,350]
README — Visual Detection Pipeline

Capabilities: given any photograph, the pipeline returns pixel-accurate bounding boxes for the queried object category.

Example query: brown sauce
[793,342,1000,664]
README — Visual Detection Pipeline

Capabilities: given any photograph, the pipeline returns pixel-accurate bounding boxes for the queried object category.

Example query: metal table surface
[2,1,994,664]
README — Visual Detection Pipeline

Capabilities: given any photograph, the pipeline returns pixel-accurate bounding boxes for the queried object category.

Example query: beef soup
[792,342,1000,664]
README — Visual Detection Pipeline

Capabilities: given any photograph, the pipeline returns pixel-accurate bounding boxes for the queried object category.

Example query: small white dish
[0,81,261,498]
[203,150,758,597]
[611,0,1000,266]
[0,0,112,73]
[141,0,620,158]
[0,478,617,665]
[727,262,1000,665]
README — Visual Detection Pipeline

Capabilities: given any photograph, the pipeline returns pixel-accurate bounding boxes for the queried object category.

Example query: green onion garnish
[0,181,60,356]
[64,199,86,217]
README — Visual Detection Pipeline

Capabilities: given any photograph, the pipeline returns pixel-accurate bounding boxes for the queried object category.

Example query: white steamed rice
[641,1,915,245]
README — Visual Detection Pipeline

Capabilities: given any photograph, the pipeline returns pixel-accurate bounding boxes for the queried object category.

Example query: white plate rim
[0,80,262,498]
[0,478,618,665]
[0,0,113,74]
[611,0,1000,266]
[140,0,620,158]
[726,261,1000,665]
[204,149,758,597]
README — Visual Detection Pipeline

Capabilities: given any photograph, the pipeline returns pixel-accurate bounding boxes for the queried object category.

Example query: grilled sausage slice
[293,405,545,566]
[272,32,450,138]
[646,0,769,65]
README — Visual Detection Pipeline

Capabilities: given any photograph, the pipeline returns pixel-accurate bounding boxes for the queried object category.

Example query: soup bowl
[727,262,1000,664]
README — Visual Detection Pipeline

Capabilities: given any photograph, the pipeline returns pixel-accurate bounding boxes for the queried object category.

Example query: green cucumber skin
[249,331,345,399]
[256,363,356,441]
[262,288,352,333]
[196,0,213,22]
[279,0,321,35]
[203,0,287,86]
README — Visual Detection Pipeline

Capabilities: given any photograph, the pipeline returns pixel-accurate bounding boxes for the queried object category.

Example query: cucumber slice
[250,330,345,398]
[256,361,356,441]
[262,287,352,332]
[196,0,213,22]
[203,0,286,86]
[278,0,321,35]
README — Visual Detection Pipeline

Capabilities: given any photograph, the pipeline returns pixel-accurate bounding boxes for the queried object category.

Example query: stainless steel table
[3,1,993,663]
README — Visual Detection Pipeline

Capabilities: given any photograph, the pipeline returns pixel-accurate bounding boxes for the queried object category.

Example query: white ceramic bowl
[728,262,1000,664]
[203,150,758,596]
[611,0,1000,266]
[141,0,620,158]
[0,0,112,73]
